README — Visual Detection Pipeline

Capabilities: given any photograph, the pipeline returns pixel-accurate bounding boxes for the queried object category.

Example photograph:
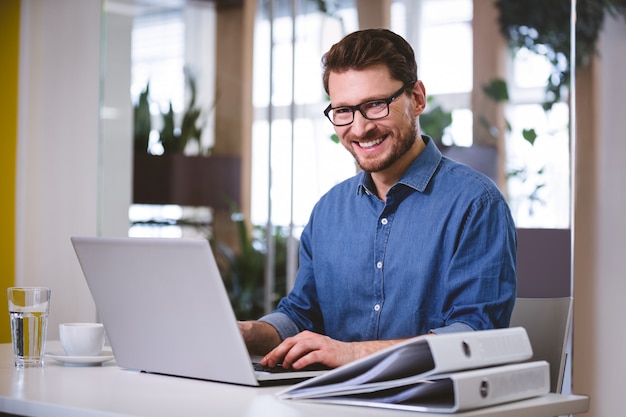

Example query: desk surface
[0,342,588,417]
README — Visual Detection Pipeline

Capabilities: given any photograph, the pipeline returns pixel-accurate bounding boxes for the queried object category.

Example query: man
[239,28,516,371]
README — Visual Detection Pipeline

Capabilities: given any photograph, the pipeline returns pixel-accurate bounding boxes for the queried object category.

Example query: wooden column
[356,0,391,29]
[214,3,243,249]
[472,0,507,189]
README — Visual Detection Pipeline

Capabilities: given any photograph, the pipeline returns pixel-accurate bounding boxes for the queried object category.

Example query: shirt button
[376,261,383,269]
[374,304,381,311]
[381,218,388,225]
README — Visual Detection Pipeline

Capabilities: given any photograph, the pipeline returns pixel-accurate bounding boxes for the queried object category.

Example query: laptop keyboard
[253,363,295,374]
[253,362,330,374]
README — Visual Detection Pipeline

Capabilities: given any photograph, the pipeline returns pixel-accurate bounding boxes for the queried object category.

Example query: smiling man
[238,29,517,371]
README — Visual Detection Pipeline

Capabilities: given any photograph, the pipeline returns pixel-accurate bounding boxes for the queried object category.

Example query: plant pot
[133,153,241,210]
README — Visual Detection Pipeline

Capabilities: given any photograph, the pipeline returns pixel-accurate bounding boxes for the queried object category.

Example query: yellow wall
[0,0,20,343]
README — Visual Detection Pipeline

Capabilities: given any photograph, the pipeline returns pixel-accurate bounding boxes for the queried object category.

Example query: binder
[279,327,533,400]
[308,361,550,413]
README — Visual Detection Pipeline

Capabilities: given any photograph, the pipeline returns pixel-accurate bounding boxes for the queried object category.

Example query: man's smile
[354,136,386,149]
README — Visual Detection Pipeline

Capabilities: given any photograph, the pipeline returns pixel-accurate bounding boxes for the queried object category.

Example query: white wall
[573,14,626,417]
[16,0,103,338]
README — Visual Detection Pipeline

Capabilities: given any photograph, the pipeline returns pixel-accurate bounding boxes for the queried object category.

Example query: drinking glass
[8,287,51,367]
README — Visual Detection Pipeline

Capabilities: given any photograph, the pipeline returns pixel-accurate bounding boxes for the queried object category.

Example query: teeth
[359,138,383,148]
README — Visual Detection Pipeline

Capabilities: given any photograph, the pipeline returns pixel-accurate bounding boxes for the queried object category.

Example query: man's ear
[412,80,427,116]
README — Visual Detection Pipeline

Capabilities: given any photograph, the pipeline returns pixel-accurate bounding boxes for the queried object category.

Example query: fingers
[237,321,283,356]
[280,335,321,369]
[237,321,255,345]
[257,331,400,371]
[237,321,248,337]
[260,334,302,368]
[260,331,336,370]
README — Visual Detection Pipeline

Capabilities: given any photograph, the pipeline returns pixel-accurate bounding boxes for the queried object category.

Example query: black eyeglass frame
[323,81,416,127]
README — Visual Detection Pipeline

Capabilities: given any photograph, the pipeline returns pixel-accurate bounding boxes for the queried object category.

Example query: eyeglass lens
[329,101,389,125]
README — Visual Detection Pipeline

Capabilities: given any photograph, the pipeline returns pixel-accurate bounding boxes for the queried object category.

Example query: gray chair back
[510,297,573,393]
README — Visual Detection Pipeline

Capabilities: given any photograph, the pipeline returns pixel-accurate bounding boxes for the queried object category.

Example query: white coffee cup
[59,323,105,356]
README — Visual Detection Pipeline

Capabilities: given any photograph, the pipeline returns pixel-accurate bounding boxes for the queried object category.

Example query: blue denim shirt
[261,137,516,341]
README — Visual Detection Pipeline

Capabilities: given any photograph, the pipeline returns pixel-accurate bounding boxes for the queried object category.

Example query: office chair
[509,297,573,393]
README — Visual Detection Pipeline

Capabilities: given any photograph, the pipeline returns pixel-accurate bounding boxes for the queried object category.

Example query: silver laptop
[70,236,327,386]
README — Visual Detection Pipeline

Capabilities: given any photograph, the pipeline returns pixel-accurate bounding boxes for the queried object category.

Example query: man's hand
[260,330,404,370]
[237,321,282,355]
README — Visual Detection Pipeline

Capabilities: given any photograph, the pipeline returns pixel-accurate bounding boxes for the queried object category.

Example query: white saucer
[46,348,115,366]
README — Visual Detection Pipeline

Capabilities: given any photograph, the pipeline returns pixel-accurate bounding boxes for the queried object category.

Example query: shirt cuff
[258,312,300,340]
[430,321,474,335]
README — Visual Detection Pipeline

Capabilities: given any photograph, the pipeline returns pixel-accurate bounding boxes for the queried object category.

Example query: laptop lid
[70,236,325,386]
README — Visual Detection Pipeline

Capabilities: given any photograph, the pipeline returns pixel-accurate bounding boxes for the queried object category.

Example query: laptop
[70,236,327,386]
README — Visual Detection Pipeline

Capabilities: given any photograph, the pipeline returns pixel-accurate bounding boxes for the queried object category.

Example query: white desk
[0,343,588,417]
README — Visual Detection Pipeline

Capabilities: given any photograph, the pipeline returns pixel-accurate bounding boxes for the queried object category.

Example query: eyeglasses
[323,81,416,127]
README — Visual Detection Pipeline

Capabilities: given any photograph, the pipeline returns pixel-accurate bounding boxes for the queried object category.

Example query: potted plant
[132,69,241,210]
[212,211,288,320]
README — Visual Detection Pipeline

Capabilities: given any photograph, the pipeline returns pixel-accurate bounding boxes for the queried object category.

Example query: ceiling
[107,0,243,13]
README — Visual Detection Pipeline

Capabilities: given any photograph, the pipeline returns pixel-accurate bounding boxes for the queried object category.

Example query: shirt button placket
[375,261,383,314]
[373,214,389,333]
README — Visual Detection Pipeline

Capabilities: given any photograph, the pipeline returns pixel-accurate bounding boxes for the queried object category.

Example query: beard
[345,117,418,173]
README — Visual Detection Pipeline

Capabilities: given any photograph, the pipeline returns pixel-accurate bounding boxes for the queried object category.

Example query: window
[250,0,570,277]
[394,0,570,227]
[251,1,358,228]
[505,48,571,228]
[393,0,473,147]
[131,8,186,156]
[128,4,217,238]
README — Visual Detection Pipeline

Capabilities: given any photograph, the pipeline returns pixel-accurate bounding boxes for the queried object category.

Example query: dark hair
[321,29,418,94]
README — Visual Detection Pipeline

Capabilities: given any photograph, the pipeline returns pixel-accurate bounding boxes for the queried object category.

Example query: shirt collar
[357,135,442,195]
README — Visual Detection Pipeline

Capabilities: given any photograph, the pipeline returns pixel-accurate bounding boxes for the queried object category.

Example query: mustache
[345,129,386,142]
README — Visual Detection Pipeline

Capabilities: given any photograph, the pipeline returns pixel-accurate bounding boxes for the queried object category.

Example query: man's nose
[349,110,376,136]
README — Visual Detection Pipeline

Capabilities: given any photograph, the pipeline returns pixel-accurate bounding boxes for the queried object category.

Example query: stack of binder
[278,327,549,413]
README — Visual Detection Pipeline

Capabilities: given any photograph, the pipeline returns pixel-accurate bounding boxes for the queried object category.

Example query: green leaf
[133,82,152,153]
[420,98,453,146]
[522,128,538,146]
[482,79,509,102]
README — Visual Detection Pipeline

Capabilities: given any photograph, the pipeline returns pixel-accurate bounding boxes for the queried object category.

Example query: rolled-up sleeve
[258,312,300,340]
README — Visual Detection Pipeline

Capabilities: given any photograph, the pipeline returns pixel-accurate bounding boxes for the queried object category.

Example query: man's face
[327,65,426,173]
